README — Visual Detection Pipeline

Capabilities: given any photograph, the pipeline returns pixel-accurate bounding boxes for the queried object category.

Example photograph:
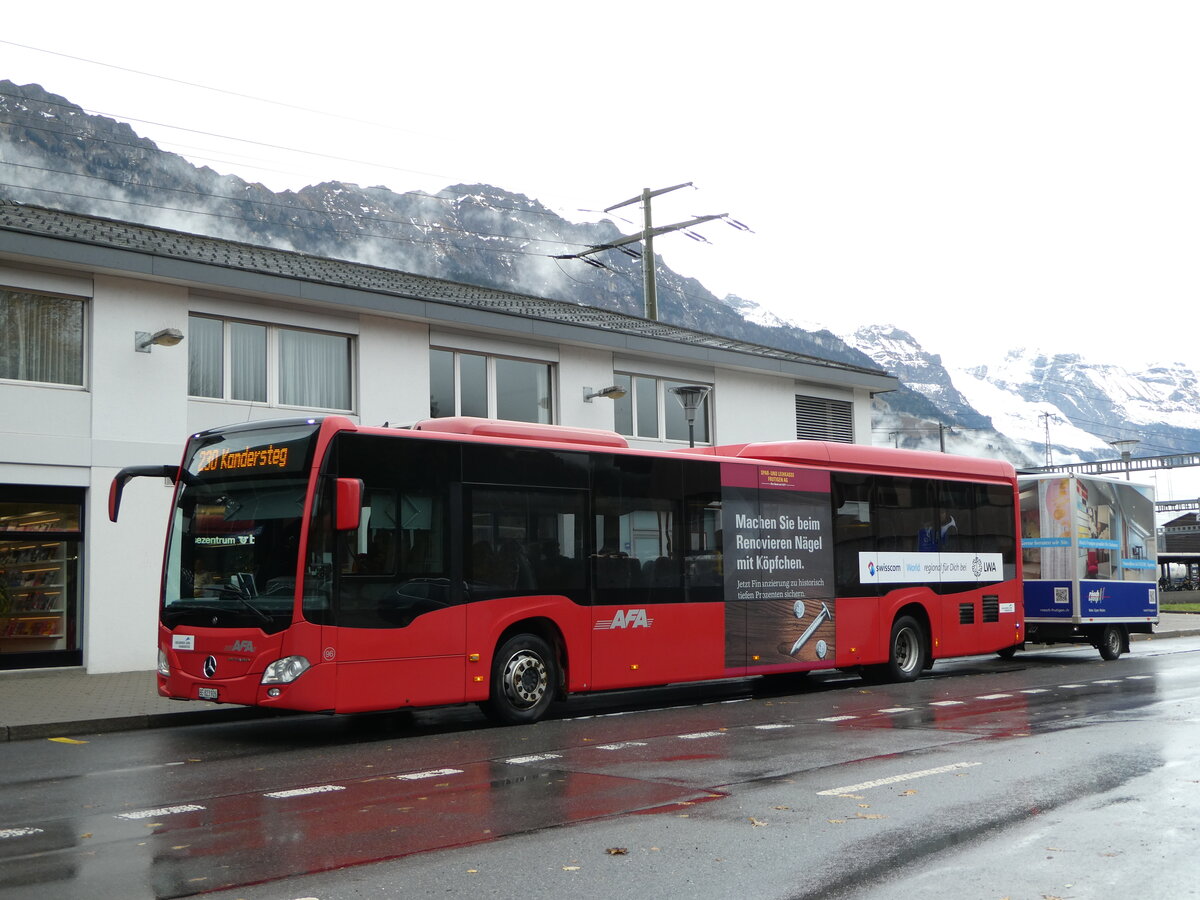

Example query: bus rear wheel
[483,634,557,725]
[867,615,927,683]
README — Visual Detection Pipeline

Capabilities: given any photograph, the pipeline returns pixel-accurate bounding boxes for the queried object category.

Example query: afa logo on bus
[594,609,655,630]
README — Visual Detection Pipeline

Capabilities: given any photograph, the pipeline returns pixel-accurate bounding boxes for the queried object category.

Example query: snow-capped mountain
[2,78,1197,479]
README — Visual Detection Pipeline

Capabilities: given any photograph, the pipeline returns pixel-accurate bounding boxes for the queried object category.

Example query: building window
[429,349,553,423]
[612,374,711,444]
[188,315,353,411]
[0,289,85,387]
[796,395,853,442]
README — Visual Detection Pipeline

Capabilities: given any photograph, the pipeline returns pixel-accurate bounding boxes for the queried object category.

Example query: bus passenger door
[318,454,466,714]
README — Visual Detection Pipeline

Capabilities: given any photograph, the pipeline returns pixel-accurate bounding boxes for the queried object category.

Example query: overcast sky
[4,1,1198,371]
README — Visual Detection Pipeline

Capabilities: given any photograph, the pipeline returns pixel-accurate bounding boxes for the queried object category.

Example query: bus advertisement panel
[722,463,835,671]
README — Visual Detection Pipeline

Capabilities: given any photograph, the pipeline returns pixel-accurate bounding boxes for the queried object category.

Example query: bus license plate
[198,687,218,701]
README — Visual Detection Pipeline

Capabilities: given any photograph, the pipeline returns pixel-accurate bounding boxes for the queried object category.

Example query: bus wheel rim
[896,629,919,672]
[503,651,547,708]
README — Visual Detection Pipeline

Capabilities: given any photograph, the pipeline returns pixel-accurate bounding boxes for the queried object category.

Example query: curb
[2,706,275,743]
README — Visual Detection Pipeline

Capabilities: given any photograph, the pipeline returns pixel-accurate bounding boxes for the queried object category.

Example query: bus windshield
[162,422,319,632]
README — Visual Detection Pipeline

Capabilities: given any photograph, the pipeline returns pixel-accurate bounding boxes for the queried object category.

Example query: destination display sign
[185,424,318,479]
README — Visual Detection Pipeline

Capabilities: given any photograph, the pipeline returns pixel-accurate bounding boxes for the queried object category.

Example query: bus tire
[881,615,926,683]
[997,645,1019,659]
[483,633,557,725]
[1098,625,1124,661]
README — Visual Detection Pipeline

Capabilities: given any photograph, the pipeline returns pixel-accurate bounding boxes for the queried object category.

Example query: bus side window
[832,472,874,597]
[466,487,586,600]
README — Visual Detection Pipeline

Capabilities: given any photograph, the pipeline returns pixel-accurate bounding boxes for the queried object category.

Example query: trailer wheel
[1098,624,1124,661]
[865,615,927,683]
[483,633,557,725]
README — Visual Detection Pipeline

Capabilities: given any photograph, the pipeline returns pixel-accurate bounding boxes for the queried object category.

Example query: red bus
[109,415,1023,724]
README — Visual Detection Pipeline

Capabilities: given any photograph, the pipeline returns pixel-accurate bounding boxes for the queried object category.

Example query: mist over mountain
[2,78,1195,473]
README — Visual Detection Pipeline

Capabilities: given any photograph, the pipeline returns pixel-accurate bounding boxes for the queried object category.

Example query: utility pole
[1039,412,1054,466]
[553,182,748,321]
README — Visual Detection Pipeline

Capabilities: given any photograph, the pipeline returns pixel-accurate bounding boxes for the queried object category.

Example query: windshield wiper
[218,584,273,626]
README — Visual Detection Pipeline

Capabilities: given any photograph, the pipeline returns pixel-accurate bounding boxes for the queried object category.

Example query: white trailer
[1016,472,1158,659]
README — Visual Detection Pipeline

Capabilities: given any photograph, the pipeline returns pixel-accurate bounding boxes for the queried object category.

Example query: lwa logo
[594,609,654,630]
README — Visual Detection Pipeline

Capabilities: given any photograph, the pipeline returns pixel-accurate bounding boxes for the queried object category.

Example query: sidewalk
[4,614,1200,742]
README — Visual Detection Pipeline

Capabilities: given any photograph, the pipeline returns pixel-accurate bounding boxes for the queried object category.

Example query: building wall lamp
[135,327,185,353]
[583,385,628,402]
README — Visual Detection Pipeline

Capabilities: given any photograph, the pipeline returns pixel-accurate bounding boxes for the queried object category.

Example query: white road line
[930,700,964,707]
[678,731,725,739]
[976,694,1013,700]
[817,761,981,796]
[1126,675,1152,680]
[1060,684,1086,689]
[392,768,464,780]
[115,804,206,820]
[754,724,795,730]
[594,741,648,750]
[505,753,562,764]
[1020,688,1048,694]
[1092,679,1121,684]
[264,785,345,799]
[0,827,44,839]
[817,715,858,722]
[879,707,914,714]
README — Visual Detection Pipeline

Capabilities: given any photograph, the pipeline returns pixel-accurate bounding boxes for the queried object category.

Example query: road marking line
[678,731,725,739]
[1060,684,1086,689]
[1092,679,1120,684]
[977,694,1012,700]
[393,768,464,780]
[594,741,648,750]
[264,785,345,799]
[505,754,562,764]
[817,761,981,796]
[879,707,914,713]
[817,715,857,722]
[116,804,206,819]
[754,724,795,730]
[1126,675,1152,680]
[1020,689,1048,694]
[0,827,44,839]
[930,700,964,706]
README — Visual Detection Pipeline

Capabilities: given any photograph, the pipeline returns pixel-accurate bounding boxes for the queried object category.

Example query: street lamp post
[669,385,711,448]
[1109,439,1140,480]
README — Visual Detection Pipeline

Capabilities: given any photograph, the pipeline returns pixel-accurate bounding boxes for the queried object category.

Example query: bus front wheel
[483,634,557,725]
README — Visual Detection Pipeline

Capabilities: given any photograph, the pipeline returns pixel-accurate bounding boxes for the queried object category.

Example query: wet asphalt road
[4,639,1200,899]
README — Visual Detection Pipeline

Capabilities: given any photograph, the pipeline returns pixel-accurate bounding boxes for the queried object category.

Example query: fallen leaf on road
[749,817,767,827]
[606,847,628,855]
[563,866,581,871]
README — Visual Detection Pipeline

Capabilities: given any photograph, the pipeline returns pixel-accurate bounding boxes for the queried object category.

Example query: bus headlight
[158,648,170,677]
[261,656,311,684]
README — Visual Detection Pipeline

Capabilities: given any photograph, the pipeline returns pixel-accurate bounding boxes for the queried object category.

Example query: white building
[0,203,897,673]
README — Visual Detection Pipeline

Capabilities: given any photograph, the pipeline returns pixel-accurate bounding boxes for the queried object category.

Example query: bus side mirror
[109,465,179,522]
[335,478,364,531]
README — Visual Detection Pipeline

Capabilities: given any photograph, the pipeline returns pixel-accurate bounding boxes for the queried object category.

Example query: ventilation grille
[982,594,1000,623]
[795,395,853,442]
[959,603,975,625]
